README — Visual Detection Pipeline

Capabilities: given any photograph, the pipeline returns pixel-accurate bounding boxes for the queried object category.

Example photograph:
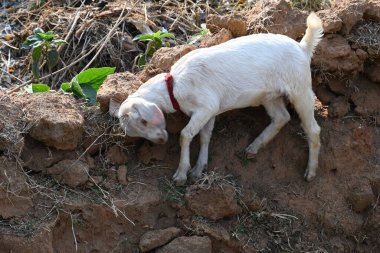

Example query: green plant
[25,67,115,106]
[188,23,211,45]
[133,30,175,68]
[60,67,116,105]
[22,28,66,82]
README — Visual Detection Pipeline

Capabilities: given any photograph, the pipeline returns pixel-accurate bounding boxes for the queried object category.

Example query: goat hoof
[173,173,187,186]
[245,151,256,160]
[189,169,202,180]
[304,170,316,182]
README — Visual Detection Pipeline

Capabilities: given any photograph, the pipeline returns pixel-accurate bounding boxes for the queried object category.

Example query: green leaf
[81,84,97,105]
[158,32,175,39]
[32,46,43,62]
[52,39,67,45]
[137,54,146,68]
[153,31,162,37]
[32,83,50,92]
[71,78,85,98]
[32,61,40,79]
[60,82,71,92]
[31,46,42,79]
[74,67,116,91]
[47,49,59,69]
[22,35,43,49]
[37,31,55,41]
[133,33,154,41]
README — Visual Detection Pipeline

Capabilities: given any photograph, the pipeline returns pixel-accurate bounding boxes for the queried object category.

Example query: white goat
[110,13,323,185]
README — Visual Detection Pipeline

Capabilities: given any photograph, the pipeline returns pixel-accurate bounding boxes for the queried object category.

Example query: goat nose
[158,138,165,144]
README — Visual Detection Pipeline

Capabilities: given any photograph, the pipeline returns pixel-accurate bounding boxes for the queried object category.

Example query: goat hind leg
[290,90,321,181]
[245,97,290,158]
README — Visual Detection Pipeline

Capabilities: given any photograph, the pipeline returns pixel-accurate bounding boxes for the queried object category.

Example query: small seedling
[187,23,211,45]
[22,28,66,82]
[133,30,175,68]
[60,67,116,105]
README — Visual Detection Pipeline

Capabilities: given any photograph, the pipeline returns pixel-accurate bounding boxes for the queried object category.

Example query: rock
[316,85,336,104]
[22,92,84,150]
[191,220,230,242]
[47,160,89,187]
[364,0,380,21]
[0,156,33,218]
[350,79,380,116]
[327,79,351,96]
[328,96,350,118]
[21,137,76,172]
[207,14,247,37]
[117,165,128,185]
[247,0,308,39]
[139,227,182,252]
[200,28,233,48]
[0,92,25,155]
[331,0,367,35]
[317,9,343,33]
[97,72,142,113]
[106,145,129,165]
[156,236,212,253]
[139,45,196,83]
[138,142,167,164]
[185,183,242,220]
[365,61,380,83]
[348,184,375,213]
[312,35,364,75]
[240,191,262,212]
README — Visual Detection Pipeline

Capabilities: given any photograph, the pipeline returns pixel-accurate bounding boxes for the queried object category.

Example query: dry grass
[348,21,380,59]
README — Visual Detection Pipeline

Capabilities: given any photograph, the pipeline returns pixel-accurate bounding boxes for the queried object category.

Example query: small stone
[207,14,247,37]
[316,85,336,104]
[117,165,128,185]
[155,236,212,253]
[348,185,375,213]
[96,72,142,113]
[328,96,350,118]
[106,145,129,165]
[185,183,242,220]
[200,28,233,48]
[138,142,167,164]
[139,227,182,252]
[47,160,89,187]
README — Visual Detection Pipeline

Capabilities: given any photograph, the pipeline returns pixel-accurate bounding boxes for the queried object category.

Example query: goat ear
[109,98,121,117]
[135,102,165,126]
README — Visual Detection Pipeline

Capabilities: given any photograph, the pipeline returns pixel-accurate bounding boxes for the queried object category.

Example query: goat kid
[110,12,324,185]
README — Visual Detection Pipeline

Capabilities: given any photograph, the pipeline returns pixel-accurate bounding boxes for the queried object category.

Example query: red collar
[165,72,181,112]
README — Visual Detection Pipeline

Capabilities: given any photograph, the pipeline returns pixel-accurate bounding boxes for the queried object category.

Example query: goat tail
[300,12,323,58]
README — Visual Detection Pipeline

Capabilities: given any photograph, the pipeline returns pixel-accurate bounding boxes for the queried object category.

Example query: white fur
[113,13,323,185]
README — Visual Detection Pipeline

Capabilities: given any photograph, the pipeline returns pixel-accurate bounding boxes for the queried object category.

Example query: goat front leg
[189,117,215,180]
[173,112,214,185]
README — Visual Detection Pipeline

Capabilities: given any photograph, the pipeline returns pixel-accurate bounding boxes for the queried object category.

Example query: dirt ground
[0,0,380,252]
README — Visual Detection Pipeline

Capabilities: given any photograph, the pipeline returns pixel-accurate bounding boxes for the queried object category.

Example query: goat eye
[141,119,148,126]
